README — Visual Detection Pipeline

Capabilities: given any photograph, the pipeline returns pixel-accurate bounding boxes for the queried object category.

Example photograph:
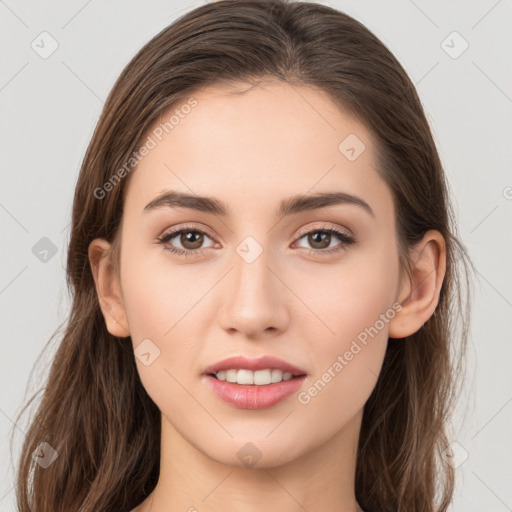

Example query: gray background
[1,1,511,511]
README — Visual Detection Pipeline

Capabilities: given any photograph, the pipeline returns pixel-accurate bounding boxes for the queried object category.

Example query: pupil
[182,231,203,249]
[310,232,330,249]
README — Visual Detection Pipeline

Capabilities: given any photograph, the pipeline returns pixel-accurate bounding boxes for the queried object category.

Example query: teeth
[215,369,296,385]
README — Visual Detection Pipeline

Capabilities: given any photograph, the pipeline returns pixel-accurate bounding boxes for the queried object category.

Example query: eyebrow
[143,189,374,218]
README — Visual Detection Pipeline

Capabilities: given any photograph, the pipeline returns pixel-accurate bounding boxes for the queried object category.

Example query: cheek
[293,246,398,414]
[119,243,217,372]
[292,241,399,346]
[120,245,205,340]
[295,289,392,437]
[119,252,206,415]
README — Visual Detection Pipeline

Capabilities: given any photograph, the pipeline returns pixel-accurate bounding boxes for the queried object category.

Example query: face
[115,81,402,467]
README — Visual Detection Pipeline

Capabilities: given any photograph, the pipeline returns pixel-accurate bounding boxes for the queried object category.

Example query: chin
[196,433,310,470]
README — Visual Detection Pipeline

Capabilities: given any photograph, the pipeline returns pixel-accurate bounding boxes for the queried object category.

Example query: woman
[14,1,472,511]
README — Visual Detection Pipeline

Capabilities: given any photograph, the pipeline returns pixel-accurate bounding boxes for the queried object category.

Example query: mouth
[203,372,307,409]
[202,354,308,380]
[202,355,308,409]
[207,368,306,385]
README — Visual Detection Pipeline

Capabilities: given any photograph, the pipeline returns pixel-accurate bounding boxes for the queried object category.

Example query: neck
[136,409,363,512]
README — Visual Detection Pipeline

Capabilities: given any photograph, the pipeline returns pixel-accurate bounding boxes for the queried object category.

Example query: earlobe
[388,230,446,339]
[88,238,131,338]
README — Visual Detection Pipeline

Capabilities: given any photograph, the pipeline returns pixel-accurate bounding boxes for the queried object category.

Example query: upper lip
[203,355,307,376]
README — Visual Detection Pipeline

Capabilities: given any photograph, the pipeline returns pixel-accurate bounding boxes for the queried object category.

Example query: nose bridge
[219,236,288,336]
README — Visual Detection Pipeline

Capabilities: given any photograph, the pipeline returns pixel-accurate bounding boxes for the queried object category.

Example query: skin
[89,80,446,512]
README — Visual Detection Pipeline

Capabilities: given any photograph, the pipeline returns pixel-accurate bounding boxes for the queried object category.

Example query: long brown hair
[12,1,473,511]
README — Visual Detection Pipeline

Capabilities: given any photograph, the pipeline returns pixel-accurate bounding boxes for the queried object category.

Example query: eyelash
[156,224,356,258]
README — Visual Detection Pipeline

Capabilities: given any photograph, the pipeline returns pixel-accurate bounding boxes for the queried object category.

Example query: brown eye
[157,226,216,257]
[294,227,356,255]
[179,230,204,250]
[307,231,332,250]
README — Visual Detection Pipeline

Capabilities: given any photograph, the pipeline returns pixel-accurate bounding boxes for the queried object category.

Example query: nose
[217,246,289,339]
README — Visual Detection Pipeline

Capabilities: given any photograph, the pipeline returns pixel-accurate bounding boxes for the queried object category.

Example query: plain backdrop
[1,1,511,511]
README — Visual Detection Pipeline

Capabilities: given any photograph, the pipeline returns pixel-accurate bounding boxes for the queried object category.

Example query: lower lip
[204,374,306,410]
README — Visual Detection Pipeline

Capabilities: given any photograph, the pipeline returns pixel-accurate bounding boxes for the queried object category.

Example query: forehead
[124,80,391,221]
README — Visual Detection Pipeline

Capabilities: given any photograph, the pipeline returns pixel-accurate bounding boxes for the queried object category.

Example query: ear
[88,238,130,338]
[388,230,446,338]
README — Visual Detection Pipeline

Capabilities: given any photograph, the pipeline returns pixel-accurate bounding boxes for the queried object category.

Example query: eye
[156,224,356,258]
[156,225,216,257]
[293,226,356,256]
